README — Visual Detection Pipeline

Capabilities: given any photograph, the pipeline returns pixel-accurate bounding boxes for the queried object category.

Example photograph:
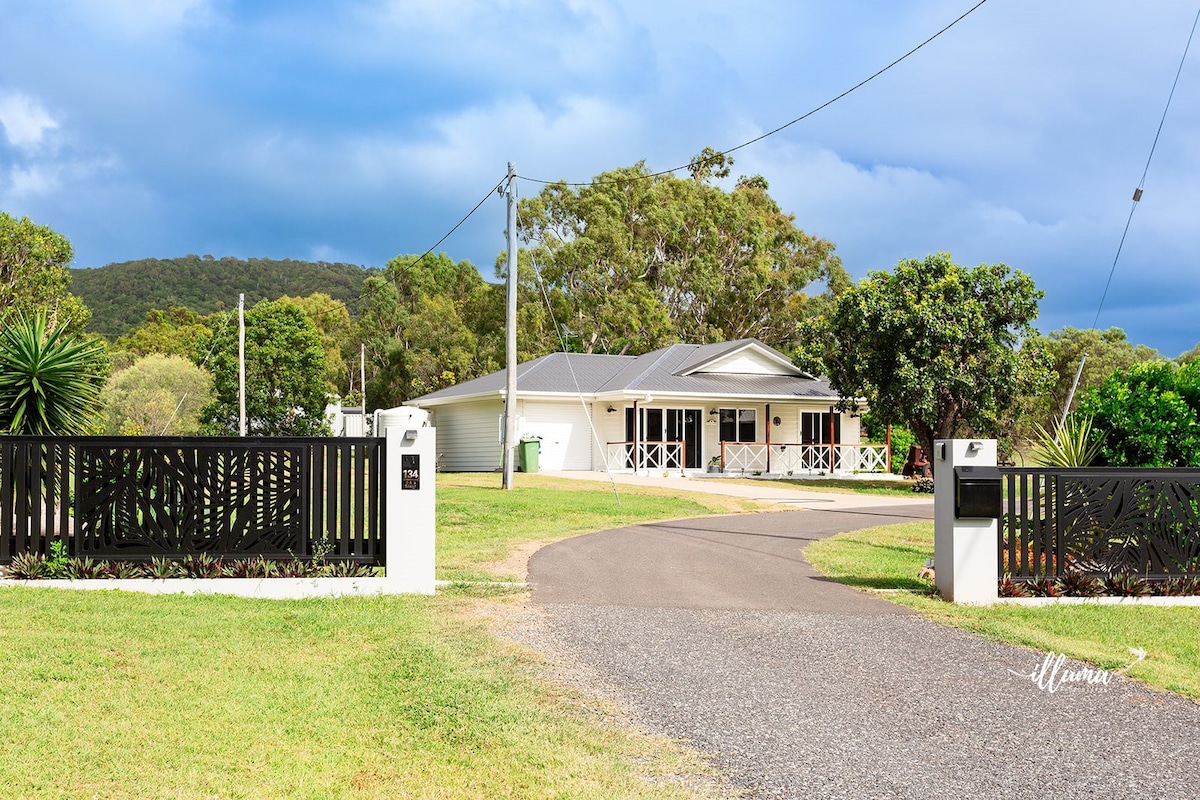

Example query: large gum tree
[514,148,849,356]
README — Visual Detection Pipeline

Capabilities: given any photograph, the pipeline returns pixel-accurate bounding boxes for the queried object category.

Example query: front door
[800,409,842,470]
[624,407,702,470]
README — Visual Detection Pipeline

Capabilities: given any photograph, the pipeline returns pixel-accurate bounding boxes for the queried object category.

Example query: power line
[312,175,508,321]
[517,0,990,188]
[1092,4,1200,331]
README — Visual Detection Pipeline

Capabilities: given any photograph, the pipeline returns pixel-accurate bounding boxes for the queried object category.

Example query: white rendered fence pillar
[933,438,999,606]
[380,421,436,595]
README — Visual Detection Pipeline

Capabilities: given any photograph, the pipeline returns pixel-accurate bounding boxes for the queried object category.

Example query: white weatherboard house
[408,338,888,475]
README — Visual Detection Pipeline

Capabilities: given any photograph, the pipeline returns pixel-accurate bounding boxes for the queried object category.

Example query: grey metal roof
[410,339,837,404]
[412,352,633,402]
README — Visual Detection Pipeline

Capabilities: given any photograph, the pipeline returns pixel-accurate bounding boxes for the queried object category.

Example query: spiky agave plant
[1027,413,1104,468]
[0,311,106,435]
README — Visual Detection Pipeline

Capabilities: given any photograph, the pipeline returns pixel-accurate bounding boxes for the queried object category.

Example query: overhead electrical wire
[310,174,509,320]
[516,0,991,188]
[1052,4,1200,431]
[1091,4,1200,331]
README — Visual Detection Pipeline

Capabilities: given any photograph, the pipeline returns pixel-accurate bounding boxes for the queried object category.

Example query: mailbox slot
[954,465,1002,519]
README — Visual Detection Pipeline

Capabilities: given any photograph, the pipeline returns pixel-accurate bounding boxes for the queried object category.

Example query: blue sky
[2,1,1199,356]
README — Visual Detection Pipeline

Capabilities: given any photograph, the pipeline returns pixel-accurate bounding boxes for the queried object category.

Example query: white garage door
[522,402,595,470]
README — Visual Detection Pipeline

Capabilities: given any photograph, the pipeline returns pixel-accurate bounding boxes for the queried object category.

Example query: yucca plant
[1027,413,1104,468]
[0,310,106,435]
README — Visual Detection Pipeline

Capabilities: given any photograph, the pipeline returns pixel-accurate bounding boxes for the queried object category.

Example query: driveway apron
[527,506,1200,799]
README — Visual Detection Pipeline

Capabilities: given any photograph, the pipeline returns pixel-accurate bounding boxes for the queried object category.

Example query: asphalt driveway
[527,505,1200,799]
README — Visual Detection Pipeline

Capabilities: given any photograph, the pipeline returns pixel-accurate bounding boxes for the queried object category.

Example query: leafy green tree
[353,253,502,407]
[112,306,214,360]
[798,252,1051,461]
[1019,326,1161,432]
[276,293,352,393]
[102,354,214,435]
[0,212,91,331]
[0,310,107,434]
[1078,360,1200,466]
[514,149,848,355]
[197,300,329,435]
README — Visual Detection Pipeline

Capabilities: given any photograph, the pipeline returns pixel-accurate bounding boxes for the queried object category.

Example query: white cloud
[0,91,59,150]
[61,0,218,37]
[6,164,62,198]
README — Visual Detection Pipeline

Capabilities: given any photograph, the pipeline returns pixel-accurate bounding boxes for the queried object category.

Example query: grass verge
[437,472,764,582]
[1,473,761,799]
[805,521,1200,700]
[0,588,722,799]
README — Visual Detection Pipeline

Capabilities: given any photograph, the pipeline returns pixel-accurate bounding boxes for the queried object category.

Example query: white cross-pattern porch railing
[718,443,890,474]
[605,441,686,472]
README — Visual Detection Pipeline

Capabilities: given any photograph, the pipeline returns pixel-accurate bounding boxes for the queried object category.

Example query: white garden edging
[0,576,392,600]
[996,595,1200,607]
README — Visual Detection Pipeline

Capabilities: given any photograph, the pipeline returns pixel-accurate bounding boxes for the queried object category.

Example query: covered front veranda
[595,400,891,477]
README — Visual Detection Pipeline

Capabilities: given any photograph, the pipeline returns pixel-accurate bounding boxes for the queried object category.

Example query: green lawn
[0,473,759,799]
[805,521,1200,700]
[437,472,763,582]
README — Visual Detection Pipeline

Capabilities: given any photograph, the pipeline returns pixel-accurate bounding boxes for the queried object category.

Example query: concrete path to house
[524,493,1200,798]
[539,470,936,511]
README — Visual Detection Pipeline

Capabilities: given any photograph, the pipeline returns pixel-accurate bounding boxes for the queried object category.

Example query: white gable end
[693,346,801,376]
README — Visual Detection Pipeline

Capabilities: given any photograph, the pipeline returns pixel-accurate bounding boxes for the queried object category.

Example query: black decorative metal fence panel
[0,437,385,566]
[1000,468,1200,581]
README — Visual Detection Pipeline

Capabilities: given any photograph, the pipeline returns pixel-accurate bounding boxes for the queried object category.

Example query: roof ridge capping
[676,338,813,378]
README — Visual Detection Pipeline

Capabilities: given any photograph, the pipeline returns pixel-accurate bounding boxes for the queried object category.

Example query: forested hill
[71,255,377,337]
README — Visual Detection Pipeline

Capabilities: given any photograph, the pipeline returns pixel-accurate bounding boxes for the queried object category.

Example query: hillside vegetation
[71,255,376,337]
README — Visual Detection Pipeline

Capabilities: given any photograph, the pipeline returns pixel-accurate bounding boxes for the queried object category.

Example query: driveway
[526,502,1200,799]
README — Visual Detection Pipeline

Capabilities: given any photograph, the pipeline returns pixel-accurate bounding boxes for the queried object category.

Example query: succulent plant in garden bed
[4,552,382,580]
[998,576,1032,598]
[1105,573,1152,597]
[1056,570,1105,597]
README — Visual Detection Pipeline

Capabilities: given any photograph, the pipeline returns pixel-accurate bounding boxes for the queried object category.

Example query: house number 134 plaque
[401,454,420,490]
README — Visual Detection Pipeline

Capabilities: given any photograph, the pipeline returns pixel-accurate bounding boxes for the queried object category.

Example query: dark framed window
[718,408,756,442]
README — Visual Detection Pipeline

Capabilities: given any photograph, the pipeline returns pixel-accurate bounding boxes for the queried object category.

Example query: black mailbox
[954,465,1002,519]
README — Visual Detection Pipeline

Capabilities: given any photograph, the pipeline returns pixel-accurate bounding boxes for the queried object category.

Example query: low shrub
[5,553,382,580]
[1055,570,1104,597]
[998,576,1031,597]
[912,477,935,494]
[1106,573,1152,597]
[1027,577,1066,597]
[8,551,49,580]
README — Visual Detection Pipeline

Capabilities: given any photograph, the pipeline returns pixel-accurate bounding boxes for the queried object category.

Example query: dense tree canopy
[276,293,352,393]
[0,212,91,330]
[514,149,848,355]
[798,252,1052,460]
[102,354,213,435]
[1021,326,1161,432]
[354,253,502,407]
[113,306,214,361]
[1078,360,1200,467]
[71,255,374,337]
[197,300,329,435]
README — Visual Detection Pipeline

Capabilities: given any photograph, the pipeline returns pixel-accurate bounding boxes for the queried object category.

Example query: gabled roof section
[410,352,633,403]
[408,340,835,405]
[675,338,810,378]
